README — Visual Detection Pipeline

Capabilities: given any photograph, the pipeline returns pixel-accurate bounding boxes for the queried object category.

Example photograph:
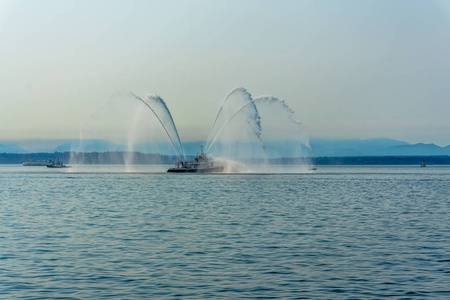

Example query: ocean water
[1,165,449,299]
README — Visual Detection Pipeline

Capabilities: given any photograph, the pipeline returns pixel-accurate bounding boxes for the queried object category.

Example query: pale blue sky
[1,0,450,145]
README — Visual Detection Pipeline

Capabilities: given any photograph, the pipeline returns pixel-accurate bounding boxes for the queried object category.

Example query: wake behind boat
[167,146,224,173]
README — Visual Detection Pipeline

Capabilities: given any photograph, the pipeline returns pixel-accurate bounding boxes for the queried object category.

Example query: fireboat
[167,146,224,173]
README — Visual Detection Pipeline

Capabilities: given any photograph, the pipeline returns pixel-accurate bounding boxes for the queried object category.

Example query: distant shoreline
[266,156,450,165]
[1,152,449,165]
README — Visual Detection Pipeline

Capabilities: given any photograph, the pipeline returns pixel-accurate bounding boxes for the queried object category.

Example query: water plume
[130,92,185,161]
[253,95,311,169]
[254,96,302,127]
[205,101,265,154]
[79,87,311,173]
[205,87,264,156]
[210,157,253,173]
[206,87,246,149]
[124,103,147,171]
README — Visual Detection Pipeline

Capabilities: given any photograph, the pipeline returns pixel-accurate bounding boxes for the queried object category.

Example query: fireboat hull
[167,166,224,173]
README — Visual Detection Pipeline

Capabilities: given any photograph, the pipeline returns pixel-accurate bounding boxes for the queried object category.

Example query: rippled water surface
[1,165,449,299]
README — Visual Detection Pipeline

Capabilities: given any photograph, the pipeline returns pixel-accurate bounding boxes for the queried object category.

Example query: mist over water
[135,88,309,171]
[124,103,147,171]
[72,88,311,172]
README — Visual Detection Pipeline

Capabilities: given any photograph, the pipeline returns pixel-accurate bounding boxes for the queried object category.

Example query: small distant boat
[167,146,224,173]
[309,167,317,170]
[47,158,71,168]
[23,160,50,166]
[420,160,426,167]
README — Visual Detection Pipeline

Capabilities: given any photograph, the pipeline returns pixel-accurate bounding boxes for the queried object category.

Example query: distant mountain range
[1,138,450,157]
[307,138,450,157]
[0,143,28,154]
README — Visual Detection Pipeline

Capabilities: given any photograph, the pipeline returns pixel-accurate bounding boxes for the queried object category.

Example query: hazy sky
[1,0,450,146]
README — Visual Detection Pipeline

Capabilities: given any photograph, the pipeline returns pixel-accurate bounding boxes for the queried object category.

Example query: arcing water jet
[130,92,185,161]
[205,100,265,154]
[205,87,264,156]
